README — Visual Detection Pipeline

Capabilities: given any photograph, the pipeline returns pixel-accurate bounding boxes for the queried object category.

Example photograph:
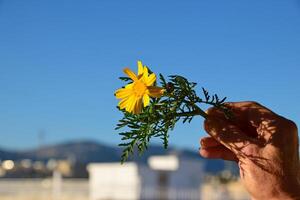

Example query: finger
[206,106,258,138]
[204,116,259,154]
[200,136,222,148]
[199,146,238,162]
[207,101,275,123]
[224,101,277,127]
[206,101,277,138]
[206,106,226,118]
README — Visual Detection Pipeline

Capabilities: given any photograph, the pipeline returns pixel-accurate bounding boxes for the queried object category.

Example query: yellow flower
[115,61,164,114]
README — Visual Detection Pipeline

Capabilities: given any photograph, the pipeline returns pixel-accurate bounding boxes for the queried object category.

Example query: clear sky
[0,0,300,151]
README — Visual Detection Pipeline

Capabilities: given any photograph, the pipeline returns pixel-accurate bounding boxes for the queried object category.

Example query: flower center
[133,80,147,97]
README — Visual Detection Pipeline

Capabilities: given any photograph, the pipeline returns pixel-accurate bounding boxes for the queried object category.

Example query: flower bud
[166,82,174,93]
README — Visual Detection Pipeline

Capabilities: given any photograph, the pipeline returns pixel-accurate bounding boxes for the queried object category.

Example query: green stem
[194,105,208,119]
[181,99,208,119]
[176,106,208,119]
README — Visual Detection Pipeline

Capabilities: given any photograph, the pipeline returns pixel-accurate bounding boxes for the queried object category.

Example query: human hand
[199,101,300,200]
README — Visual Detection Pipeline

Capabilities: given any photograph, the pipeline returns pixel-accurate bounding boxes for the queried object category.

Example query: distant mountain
[0,148,22,161]
[22,140,120,163]
[0,140,237,174]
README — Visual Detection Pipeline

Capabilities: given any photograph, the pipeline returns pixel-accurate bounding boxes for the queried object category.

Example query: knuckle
[225,101,264,109]
[277,116,298,133]
[205,107,218,115]
[247,101,261,107]
[285,119,298,133]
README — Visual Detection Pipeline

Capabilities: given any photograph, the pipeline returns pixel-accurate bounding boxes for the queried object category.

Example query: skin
[199,101,300,200]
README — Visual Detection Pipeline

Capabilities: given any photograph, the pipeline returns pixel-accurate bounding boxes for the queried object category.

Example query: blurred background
[0,0,299,199]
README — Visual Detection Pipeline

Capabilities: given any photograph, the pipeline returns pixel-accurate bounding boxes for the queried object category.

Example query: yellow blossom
[115,61,164,114]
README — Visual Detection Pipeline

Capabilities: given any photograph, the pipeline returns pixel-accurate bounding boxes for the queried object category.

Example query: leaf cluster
[115,74,230,163]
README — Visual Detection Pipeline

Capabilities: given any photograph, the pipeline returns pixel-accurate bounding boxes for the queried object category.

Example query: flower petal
[137,61,144,76]
[148,86,164,98]
[123,68,138,81]
[115,88,132,99]
[119,97,129,109]
[143,66,149,79]
[125,83,133,89]
[126,96,137,113]
[133,99,143,114]
[145,73,156,86]
[143,94,150,107]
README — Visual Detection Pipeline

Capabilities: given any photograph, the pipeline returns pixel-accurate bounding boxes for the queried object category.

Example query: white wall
[170,159,203,189]
[87,162,141,200]
[87,157,204,200]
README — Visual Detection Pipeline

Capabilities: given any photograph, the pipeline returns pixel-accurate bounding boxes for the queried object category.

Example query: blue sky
[0,0,300,151]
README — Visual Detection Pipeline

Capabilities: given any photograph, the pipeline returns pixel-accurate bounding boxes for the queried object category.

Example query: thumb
[204,116,258,156]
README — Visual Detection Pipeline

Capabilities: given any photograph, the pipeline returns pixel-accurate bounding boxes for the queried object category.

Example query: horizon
[1,0,300,151]
[0,138,198,153]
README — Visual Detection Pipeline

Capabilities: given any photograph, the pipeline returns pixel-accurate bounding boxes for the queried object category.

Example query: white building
[87,155,203,200]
